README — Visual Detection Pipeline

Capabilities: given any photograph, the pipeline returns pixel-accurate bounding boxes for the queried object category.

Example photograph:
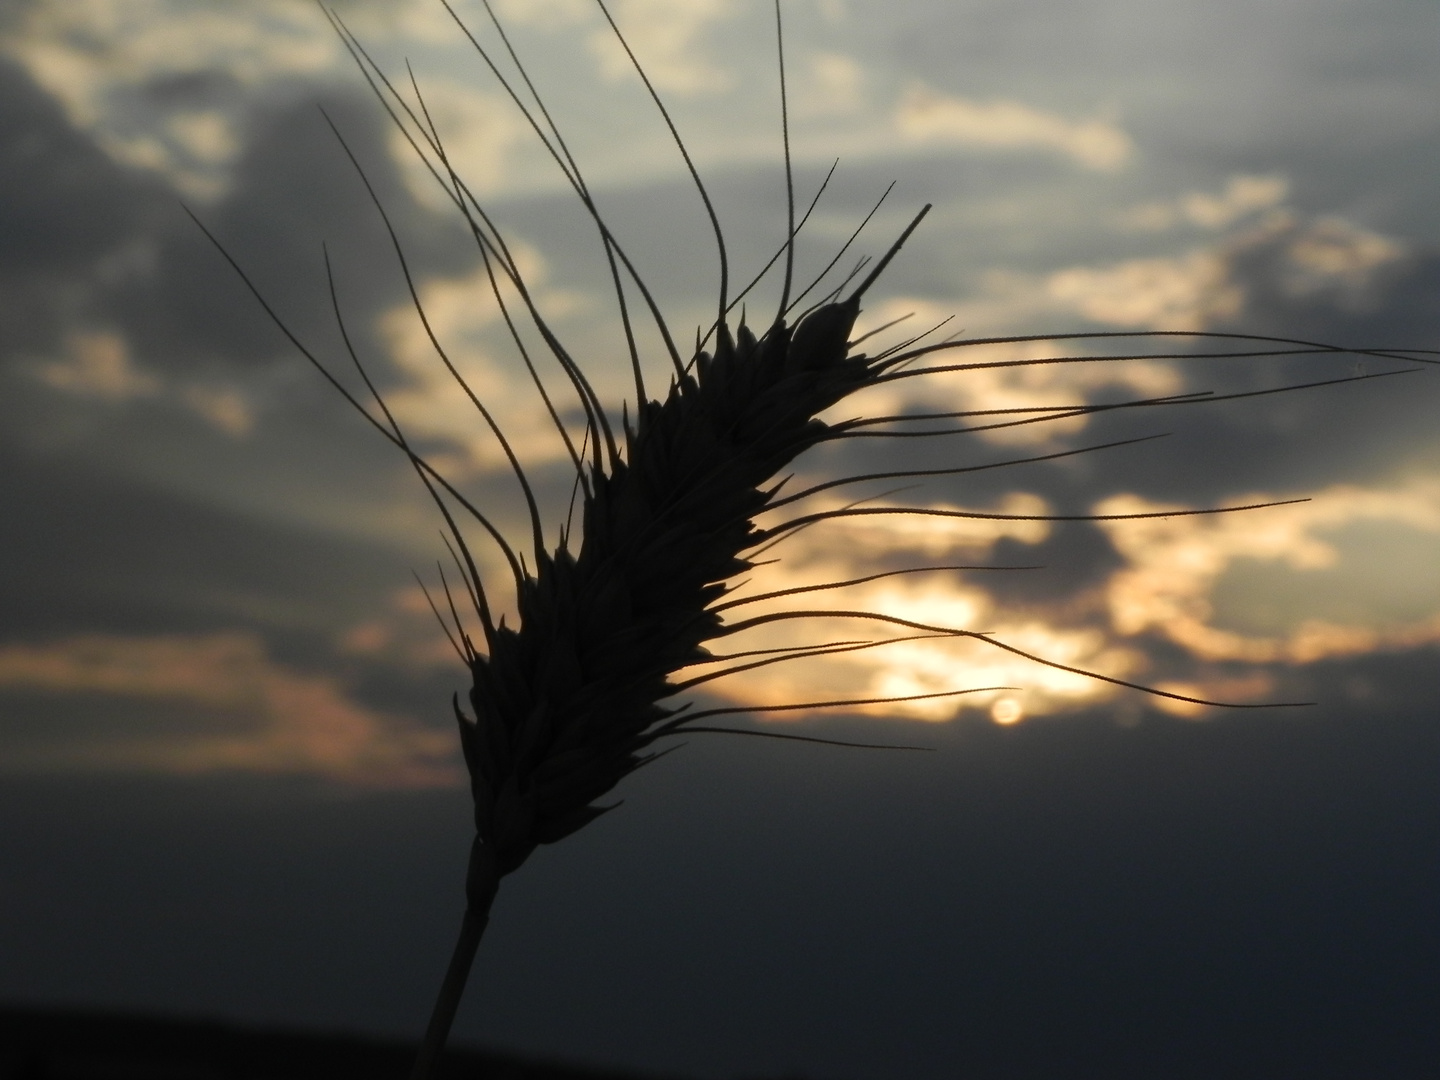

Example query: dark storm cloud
[0,45,526,626]
[1098,225,1440,500]
[0,43,477,390]
[121,88,478,381]
[890,215,1436,500]
[0,441,412,644]
[0,54,164,358]
[1218,225,1440,347]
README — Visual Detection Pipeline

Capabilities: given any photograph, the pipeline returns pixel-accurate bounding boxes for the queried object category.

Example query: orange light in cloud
[1096,478,1440,665]
[0,633,459,788]
[1149,675,1276,719]
[701,474,1440,726]
[340,586,480,670]
[704,500,1137,722]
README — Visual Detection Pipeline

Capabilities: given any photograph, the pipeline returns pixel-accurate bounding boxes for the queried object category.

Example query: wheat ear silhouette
[186,2,1438,1077]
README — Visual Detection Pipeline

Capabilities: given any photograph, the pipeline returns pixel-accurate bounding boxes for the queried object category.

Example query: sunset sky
[1,1,1436,1077]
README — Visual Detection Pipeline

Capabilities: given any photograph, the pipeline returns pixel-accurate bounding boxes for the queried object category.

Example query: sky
[0,1,1437,1077]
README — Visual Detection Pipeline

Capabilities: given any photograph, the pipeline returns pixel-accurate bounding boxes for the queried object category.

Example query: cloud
[0,632,458,787]
[1281,216,1406,297]
[385,78,530,210]
[0,0,340,198]
[694,474,1440,726]
[27,328,255,435]
[1046,249,1242,332]
[1120,174,1290,232]
[493,0,593,30]
[846,297,1185,445]
[379,255,596,470]
[702,491,1143,724]
[795,51,867,118]
[895,84,1133,171]
[180,383,255,436]
[34,330,160,400]
[761,491,1057,556]
[165,108,240,164]
[0,52,167,374]
[828,200,1418,409]
[1,0,552,201]
[704,584,1140,725]
[338,584,475,671]
[587,0,739,96]
[1044,212,1407,332]
[1096,477,1440,665]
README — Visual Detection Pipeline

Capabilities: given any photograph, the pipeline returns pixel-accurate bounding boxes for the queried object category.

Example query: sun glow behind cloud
[691,475,1440,726]
[701,493,1142,725]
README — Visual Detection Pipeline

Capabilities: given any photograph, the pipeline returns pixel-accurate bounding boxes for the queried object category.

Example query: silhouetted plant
[190,3,1435,1078]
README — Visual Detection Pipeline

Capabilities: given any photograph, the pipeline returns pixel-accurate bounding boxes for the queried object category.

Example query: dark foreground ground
[0,1007,691,1080]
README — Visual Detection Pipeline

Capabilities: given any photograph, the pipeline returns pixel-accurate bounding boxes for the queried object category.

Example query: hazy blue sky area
[1,1,1437,1077]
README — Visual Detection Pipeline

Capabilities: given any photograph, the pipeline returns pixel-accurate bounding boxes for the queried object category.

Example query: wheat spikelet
[189,3,1439,1077]
[464,297,875,858]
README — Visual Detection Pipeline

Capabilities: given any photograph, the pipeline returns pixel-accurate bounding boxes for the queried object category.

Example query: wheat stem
[409,839,500,1080]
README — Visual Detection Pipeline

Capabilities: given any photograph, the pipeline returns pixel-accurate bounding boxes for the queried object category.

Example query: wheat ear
[186,3,1440,1077]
